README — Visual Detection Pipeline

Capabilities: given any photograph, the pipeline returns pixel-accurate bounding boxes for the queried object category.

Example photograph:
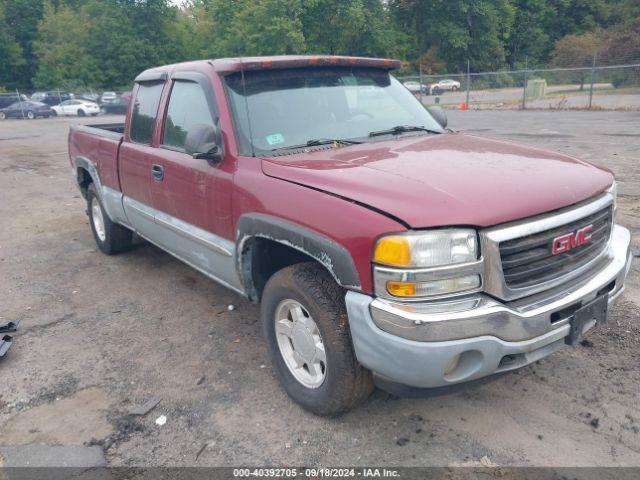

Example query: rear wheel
[261,262,373,416]
[0,112,5,120]
[78,109,86,117]
[26,110,35,120]
[51,110,57,117]
[87,184,133,254]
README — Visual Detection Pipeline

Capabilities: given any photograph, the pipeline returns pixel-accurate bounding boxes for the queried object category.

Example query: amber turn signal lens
[386,281,416,297]
[374,236,411,266]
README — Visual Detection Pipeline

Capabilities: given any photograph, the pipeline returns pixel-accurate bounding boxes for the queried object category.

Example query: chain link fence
[398,63,640,111]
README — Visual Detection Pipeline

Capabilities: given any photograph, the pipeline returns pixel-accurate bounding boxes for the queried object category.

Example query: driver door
[148,72,241,291]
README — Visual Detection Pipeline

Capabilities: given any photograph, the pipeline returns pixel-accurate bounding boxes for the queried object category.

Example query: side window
[130,82,164,145]
[162,81,214,150]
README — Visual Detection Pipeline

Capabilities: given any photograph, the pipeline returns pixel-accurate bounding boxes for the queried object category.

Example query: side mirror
[427,106,447,129]
[185,123,224,163]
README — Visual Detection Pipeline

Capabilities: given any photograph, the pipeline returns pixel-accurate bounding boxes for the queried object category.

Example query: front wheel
[261,262,373,416]
[0,112,5,120]
[26,110,35,120]
[87,184,133,254]
[77,109,86,117]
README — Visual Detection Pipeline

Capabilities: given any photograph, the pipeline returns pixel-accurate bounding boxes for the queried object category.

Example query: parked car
[30,92,46,102]
[80,92,100,103]
[430,78,461,95]
[100,96,129,115]
[403,80,428,95]
[52,99,100,117]
[0,92,28,109]
[38,91,74,106]
[68,55,630,416]
[100,91,117,104]
[0,101,54,120]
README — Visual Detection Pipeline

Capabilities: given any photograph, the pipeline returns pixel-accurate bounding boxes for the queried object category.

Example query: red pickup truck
[69,55,631,416]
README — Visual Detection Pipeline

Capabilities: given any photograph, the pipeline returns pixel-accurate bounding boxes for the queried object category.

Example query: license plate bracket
[565,295,608,346]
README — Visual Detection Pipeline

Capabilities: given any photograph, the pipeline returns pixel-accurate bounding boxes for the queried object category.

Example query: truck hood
[260,133,613,229]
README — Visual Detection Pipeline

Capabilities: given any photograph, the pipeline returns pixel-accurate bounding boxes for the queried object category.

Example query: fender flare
[236,213,361,298]
[73,156,120,222]
[73,156,102,196]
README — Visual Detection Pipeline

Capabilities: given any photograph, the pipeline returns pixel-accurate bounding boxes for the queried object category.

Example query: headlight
[374,229,478,268]
[373,229,482,300]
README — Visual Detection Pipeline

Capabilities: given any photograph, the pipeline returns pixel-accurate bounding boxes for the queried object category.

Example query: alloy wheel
[275,299,327,388]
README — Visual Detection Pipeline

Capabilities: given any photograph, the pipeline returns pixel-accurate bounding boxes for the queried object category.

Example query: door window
[130,82,164,145]
[162,81,214,151]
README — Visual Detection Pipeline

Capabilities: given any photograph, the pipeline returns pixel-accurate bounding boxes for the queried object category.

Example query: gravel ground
[0,111,638,469]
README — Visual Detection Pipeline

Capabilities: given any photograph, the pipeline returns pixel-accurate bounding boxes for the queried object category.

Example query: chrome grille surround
[480,192,614,301]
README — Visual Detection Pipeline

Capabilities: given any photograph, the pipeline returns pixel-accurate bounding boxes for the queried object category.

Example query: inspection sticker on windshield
[265,133,285,146]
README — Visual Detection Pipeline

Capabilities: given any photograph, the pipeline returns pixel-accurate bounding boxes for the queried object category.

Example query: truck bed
[68,123,124,192]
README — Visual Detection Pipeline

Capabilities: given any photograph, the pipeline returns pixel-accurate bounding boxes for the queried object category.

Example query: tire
[86,183,133,255]
[51,110,57,117]
[78,109,86,117]
[0,112,5,120]
[261,262,373,416]
[26,110,35,120]
[452,86,458,91]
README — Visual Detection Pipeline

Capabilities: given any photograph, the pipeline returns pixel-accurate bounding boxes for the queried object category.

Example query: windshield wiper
[272,138,362,151]
[368,125,440,137]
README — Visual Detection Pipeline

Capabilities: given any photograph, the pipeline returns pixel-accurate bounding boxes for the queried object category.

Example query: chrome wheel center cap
[291,324,315,362]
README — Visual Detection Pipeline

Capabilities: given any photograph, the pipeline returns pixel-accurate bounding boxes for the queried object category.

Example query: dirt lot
[0,111,638,469]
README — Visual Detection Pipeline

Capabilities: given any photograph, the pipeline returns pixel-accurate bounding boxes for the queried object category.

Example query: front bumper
[346,225,632,389]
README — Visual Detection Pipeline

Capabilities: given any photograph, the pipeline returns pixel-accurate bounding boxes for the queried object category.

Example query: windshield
[225,67,444,155]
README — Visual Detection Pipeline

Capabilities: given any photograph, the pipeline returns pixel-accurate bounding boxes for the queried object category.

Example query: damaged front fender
[236,213,361,301]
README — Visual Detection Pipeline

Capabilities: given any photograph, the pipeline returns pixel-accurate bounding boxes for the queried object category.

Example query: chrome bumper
[346,225,631,388]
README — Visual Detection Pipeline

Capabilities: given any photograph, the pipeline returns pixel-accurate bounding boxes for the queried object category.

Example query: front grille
[499,206,613,289]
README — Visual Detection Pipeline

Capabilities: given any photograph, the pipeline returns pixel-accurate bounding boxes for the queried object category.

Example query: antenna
[239,57,256,158]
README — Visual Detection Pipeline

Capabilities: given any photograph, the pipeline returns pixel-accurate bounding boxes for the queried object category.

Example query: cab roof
[135,55,401,82]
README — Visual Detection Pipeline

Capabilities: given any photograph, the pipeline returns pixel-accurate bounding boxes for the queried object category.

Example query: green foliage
[0,1,25,89]
[2,0,45,89]
[2,0,639,90]
[33,1,93,88]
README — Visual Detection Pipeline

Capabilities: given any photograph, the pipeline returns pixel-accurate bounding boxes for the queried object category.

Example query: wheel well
[242,237,328,303]
[76,167,93,197]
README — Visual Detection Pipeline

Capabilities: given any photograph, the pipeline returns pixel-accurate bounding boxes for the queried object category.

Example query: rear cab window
[130,82,164,144]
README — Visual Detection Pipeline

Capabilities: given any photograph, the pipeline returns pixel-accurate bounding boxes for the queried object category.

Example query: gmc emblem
[552,224,594,255]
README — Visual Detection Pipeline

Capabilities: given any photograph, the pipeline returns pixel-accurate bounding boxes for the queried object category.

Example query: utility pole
[521,56,528,110]
[465,59,470,108]
[588,52,597,109]
[419,64,424,104]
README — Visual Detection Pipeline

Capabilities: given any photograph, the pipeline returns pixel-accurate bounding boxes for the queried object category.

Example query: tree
[504,0,554,68]
[0,1,24,89]
[301,0,401,58]
[601,16,640,86]
[33,1,93,89]
[388,0,516,73]
[551,31,601,89]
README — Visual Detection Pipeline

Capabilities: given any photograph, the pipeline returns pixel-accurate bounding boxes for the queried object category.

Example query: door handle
[151,164,164,181]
